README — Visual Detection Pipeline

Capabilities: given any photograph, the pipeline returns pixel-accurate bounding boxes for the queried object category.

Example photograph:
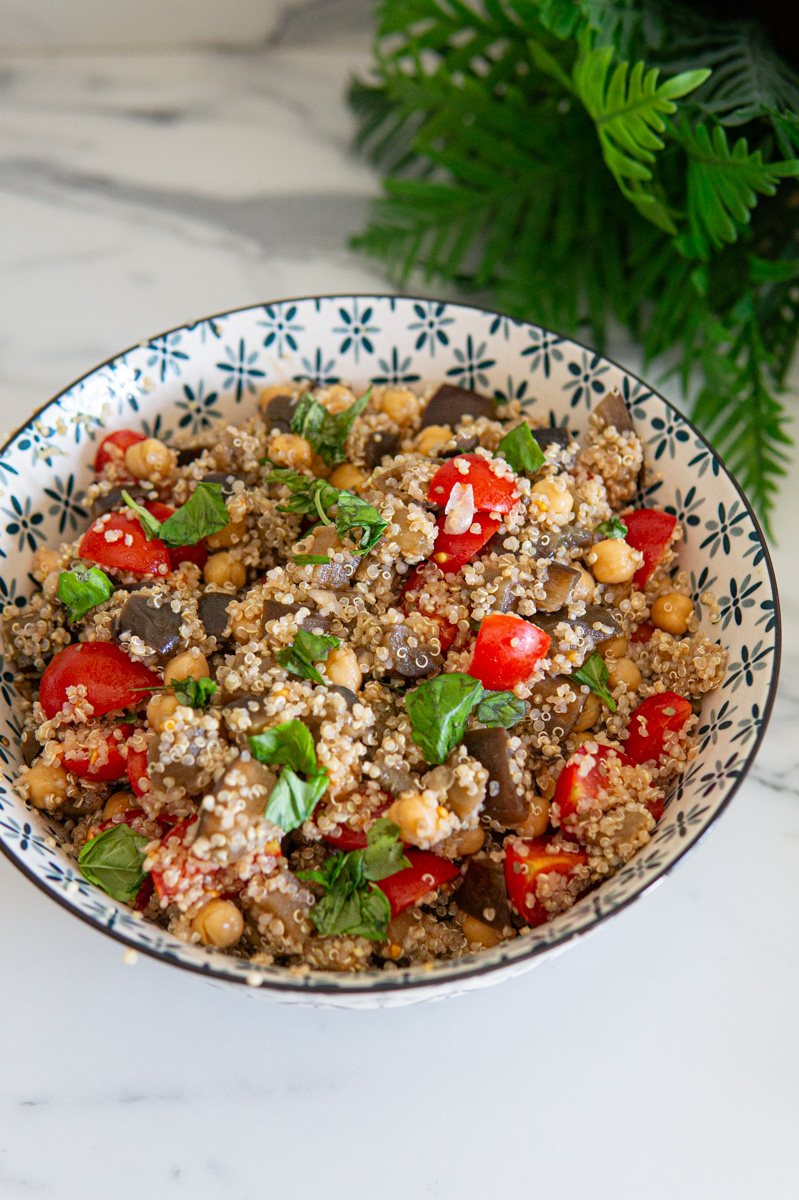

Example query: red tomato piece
[630,621,655,643]
[143,501,208,569]
[133,875,155,911]
[94,429,146,472]
[624,692,692,765]
[553,742,632,829]
[126,746,150,797]
[623,509,677,588]
[322,797,392,851]
[504,836,588,926]
[79,511,170,576]
[63,724,132,781]
[40,643,161,719]
[468,612,550,690]
[428,454,519,514]
[431,512,501,574]
[377,851,460,917]
[401,565,458,652]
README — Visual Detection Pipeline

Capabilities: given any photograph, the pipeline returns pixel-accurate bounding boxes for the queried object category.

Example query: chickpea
[147,690,180,730]
[206,517,248,550]
[415,425,451,456]
[599,635,628,661]
[124,437,175,482]
[25,760,69,810]
[103,791,138,819]
[571,564,595,604]
[444,826,485,857]
[323,384,357,415]
[329,464,367,492]
[461,913,503,949]
[204,552,246,590]
[191,899,244,949]
[531,477,574,519]
[164,648,210,686]
[573,692,601,732]
[267,432,313,470]
[651,592,694,637]
[606,656,643,691]
[322,644,362,692]
[515,796,550,838]
[379,387,419,427]
[587,538,641,584]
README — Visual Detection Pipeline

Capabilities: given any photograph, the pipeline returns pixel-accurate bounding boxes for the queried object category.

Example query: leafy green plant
[350,0,799,532]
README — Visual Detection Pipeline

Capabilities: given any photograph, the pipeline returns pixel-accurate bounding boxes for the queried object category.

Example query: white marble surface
[0,37,797,1200]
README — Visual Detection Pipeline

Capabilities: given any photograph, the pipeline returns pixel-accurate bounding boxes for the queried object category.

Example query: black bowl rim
[0,293,782,997]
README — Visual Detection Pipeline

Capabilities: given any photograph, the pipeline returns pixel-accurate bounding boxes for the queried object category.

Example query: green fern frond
[573,38,708,231]
[674,122,799,260]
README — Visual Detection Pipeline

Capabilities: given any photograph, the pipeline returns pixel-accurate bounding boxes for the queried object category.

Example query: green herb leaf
[248,719,318,776]
[172,676,217,709]
[57,567,113,623]
[78,823,148,904]
[120,490,162,539]
[291,387,372,467]
[264,469,339,522]
[595,516,628,539]
[123,482,229,547]
[298,819,408,939]
[498,424,546,475]
[334,490,388,556]
[275,629,341,686]
[569,650,617,713]
[475,690,526,728]
[263,767,328,834]
[406,673,485,765]
[294,554,331,565]
[361,817,411,881]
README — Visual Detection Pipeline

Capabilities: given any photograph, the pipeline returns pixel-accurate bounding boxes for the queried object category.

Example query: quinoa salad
[6,380,727,972]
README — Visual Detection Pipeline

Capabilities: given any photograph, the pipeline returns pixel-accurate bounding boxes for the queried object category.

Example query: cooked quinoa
[5,380,726,970]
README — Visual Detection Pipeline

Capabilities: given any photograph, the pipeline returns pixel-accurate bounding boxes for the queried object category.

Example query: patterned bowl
[0,296,780,1008]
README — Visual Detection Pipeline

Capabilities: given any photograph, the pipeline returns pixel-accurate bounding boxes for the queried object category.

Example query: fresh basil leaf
[291,388,372,467]
[294,554,331,565]
[405,672,485,765]
[569,650,618,712]
[498,423,546,475]
[172,676,217,709]
[362,818,411,881]
[120,490,162,539]
[298,819,406,939]
[157,482,229,546]
[264,767,328,833]
[595,516,628,540]
[248,719,318,776]
[78,823,148,904]
[476,690,526,728]
[57,567,113,623]
[264,470,339,522]
[275,629,341,686]
[334,491,388,556]
[123,482,229,547]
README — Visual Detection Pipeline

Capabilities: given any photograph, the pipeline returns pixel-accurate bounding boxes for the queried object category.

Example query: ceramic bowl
[0,296,780,1008]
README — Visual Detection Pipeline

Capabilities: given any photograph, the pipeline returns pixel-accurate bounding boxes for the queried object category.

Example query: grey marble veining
[0,31,796,1200]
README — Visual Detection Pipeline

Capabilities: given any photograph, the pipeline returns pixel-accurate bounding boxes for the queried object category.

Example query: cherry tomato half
[94,429,146,473]
[322,797,392,851]
[79,512,171,576]
[40,642,161,720]
[430,512,501,574]
[428,454,519,514]
[504,836,588,926]
[623,509,677,588]
[553,742,632,831]
[624,692,692,765]
[126,746,150,797]
[63,724,133,781]
[377,851,460,917]
[469,612,550,690]
[630,621,655,643]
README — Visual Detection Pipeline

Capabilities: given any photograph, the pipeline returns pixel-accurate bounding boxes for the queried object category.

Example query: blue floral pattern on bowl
[0,296,780,1009]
